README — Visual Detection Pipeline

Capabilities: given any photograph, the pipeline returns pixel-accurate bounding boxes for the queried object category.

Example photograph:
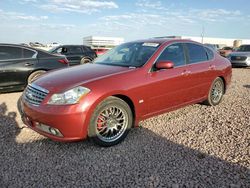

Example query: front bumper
[19,97,90,142]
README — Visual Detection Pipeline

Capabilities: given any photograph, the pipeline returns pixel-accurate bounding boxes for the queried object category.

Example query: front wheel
[205,77,225,106]
[88,97,133,147]
[27,70,46,84]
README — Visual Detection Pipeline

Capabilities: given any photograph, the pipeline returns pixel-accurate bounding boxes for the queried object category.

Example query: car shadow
[243,85,250,89]
[0,102,249,187]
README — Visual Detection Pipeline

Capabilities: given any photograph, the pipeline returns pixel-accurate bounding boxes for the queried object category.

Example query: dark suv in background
[49,45,97,66]
[0,44,69,93]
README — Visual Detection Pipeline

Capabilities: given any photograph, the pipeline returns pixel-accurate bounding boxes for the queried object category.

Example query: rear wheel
[80,57,91,64]
[27,70,46,84]
[88,96,133,147]
[205,77,225,106]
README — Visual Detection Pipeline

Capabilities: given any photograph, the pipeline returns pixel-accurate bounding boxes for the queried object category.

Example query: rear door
[0,46,37,88]
[63,46,83,66]
[184,43,215,100]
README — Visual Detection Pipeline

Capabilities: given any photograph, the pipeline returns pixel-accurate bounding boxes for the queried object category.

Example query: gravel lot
[0,68,249,187]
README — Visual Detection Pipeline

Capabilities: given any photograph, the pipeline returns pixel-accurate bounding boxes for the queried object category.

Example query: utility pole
[201,25,205,44]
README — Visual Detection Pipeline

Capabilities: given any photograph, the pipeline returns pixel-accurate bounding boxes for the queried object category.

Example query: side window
[23,49,36,59]
[204,47,214,60]
[186,43,208,64]
[57,47,63,54]
[67,47,83,54]
[157,43,185,67]
[83,46,93,52]
[0,46,22,60]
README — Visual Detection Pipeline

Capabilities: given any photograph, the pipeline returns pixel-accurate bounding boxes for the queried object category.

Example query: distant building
[155,36,250,48]
[83,36,124,55]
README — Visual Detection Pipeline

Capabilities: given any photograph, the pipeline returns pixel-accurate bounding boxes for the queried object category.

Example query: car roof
[131,38,200,45]
[0,43,36,49]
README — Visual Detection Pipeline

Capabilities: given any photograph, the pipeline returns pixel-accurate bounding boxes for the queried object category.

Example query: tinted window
[23,49,36,58]
[237,45,250,52]
[83,46,92,52]
[0,46,22,60]
[67,46,83,54]
[187,43,208,64]
[204,47,214,60]
[157,43,185,67]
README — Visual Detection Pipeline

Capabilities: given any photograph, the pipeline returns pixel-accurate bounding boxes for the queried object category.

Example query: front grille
[24,84,49,106]
[231,56,247,61]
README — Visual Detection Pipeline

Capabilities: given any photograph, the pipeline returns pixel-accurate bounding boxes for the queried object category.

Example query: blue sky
[0,0,250,44]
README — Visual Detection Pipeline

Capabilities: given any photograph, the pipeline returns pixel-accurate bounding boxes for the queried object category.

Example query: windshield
[93,42,160,67]
[237,45,250,52]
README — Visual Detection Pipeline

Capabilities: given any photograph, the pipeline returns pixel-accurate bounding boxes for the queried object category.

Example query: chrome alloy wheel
[95,106,128,143]
[211,79,223,104]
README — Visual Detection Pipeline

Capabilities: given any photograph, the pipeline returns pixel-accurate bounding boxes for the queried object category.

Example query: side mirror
[156,60,174,70]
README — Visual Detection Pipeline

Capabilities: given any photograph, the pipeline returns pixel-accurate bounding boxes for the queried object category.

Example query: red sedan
[19,39,232,146]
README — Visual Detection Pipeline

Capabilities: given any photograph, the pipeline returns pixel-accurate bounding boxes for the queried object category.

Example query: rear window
[83,46,93,52]
[186,43,208,64]
[204,47,214,60]
[23,49,36,58]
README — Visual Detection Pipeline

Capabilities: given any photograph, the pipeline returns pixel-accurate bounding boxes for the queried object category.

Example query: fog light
[49,128,58,136]
[35,123,63,137]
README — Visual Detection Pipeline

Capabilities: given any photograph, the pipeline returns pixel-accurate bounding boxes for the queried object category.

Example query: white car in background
[47,42,61,48]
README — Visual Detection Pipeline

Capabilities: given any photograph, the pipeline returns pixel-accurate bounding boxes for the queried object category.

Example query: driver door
[145,43,192,114]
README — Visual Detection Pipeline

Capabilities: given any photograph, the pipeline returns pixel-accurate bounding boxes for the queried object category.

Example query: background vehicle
[0,44,69,93]
[204,43,220,52]
[219,46,233,57]
[49,45,97,66]
[29,42,45,48]
[47,42,60,48]
[20,39,231,147]
[227,44,250,67]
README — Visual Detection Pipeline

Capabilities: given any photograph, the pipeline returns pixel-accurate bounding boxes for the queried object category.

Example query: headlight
[48,86,90,105]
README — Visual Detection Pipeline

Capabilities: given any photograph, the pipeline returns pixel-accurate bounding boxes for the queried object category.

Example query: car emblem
[236,56,241,60]
[26,91,34,99]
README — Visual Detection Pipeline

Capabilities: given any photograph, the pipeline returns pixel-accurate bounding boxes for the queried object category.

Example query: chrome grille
[24,84,49,106]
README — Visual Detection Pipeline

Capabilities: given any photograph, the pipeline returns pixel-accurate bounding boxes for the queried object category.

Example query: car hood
[230,52,250,56]
[34,63,132,93]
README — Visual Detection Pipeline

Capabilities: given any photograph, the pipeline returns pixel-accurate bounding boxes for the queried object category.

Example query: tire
[27,70,46,84]
[88,96,133,147]
[205,77,225,106]
[80,57,92,64]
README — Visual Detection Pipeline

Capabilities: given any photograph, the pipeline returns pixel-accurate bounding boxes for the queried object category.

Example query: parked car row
[0,43,98,93]
[204,43,250,67]
[0,44,69,93]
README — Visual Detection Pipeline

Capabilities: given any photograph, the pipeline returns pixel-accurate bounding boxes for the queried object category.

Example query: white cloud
[190,8,242,22]
[0,9,48,21]
[41,0,118,14]
[136,0,165,10]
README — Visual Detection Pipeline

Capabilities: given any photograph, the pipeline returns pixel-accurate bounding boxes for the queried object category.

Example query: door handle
[25,63,34,66]
[181,70,191,76]
[209,65,215,70]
